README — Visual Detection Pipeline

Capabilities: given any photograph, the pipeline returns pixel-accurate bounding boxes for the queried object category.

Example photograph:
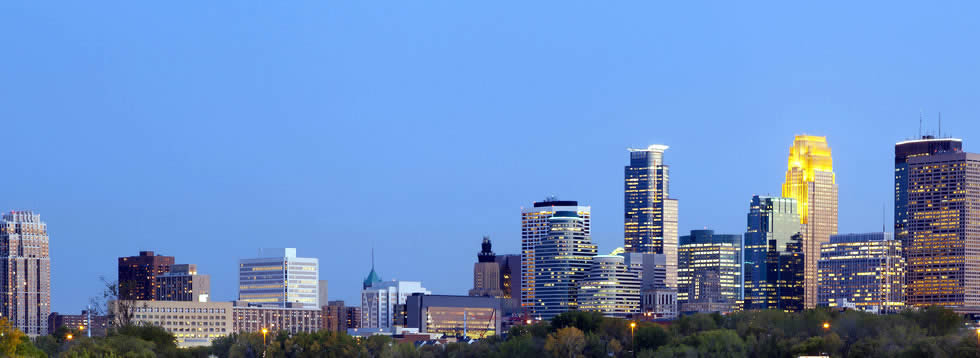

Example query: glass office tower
[521,199,590,309]
[894,136,961,253]
[677,230,741,313]
[817,232,904,312]
[625,145,679,287]
[533,211,597,319]
[905,151,980,312]
[743,196,800,310]
[781,135,838,309]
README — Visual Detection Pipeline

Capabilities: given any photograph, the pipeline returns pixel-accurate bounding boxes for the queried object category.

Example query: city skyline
[6,1,980,314]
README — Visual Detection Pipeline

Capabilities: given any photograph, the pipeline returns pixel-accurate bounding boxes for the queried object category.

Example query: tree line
[2,306,978,357]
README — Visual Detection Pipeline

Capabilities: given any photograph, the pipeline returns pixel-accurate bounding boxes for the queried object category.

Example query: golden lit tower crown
[781,134,838,310]
[782,135,835,224]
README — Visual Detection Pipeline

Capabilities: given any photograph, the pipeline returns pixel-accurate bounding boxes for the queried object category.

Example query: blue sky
[2,1,980,312]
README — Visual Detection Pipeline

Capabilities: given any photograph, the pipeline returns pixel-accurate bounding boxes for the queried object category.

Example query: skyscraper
[577,255,641,318]
[781,135,838,309]
[155,264,210,302]
[521,199,590,309]
[894,136,962,253]
[677,230,741,313]
[817,232,904,312]
[238,248,319,308]
[743,195,801,310]
[533,211,597,319]
[905,151,980,312]
[0,211,51,336]
[625,145,679,288]
[469,236,504,297]
[118,251,174,301]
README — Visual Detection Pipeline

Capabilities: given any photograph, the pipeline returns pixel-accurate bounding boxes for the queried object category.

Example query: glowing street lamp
[630,322,637,358]
[261,328,268,345]
[66,334,73,341]
[822,322,830,330]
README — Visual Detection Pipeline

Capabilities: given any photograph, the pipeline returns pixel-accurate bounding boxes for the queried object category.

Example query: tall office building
[743,196,801,310]
[521,199,590,309]
[533,211,597,319]
[118,251,174,301]
[781,135,838,308]
[625,145,679,287]
[238,248,319,308]
[155,264,210,302]
[469,236,504,297]
[0,211,51,336]
[817,232,904,312]
[905,151,980,312]
[775,234,805,312]
[577,255,641,318]
[361,280,430,329]
[677,230,741,313]
[894,137,962,252]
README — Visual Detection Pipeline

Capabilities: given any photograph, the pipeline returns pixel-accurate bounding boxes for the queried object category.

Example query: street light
[261,328,268,345]
[630,322,637,358]
[822,322,830,330]
[66,334,73,341]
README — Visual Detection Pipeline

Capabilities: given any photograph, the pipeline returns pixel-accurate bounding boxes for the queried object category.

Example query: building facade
[361,280,430,329]
[405,294,501,339]
[577,255,641,317]
[677,230,741,313]
[905,151,980,312]
[743,196,802,311]
[232,302,322,334]
[118,251,174,302]
[641,287,678,320]
[469,236,504,297]
[533,211,597,319]
[817,232,904,312]
[624,145,679,288]
[48,310,109,337]
[124,300,233,348]
[621,252,669,290]
[521,199,590,309]
[894,137,962,251]
[0,211,51,336]
[781,135,839,309]
[156,264,210,302]
[239,248,319,308]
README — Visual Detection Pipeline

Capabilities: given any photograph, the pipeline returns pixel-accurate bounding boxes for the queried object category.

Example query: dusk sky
[3,1,980,312]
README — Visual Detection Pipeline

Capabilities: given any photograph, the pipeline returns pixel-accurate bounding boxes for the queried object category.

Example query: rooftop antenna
[371,247,375,270]
[882,202,886,233]
[918,111,922,137]
[938,112,942,138]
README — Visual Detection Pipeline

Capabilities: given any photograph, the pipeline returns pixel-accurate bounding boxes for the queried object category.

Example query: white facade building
[361,280,430,329]
[238,248,319,308]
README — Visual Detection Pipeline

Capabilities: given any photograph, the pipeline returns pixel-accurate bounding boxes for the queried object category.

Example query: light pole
[630,321,636,358]
[261,328,268,345]
[975,328,979,358]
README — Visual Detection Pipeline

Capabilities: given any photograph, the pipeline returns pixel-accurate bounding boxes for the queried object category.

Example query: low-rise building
[405,294,501,339]
[232,302,322,334]
[818,232,904,312]
[48,310,109,336]
[121,300,233,348]
[640,286,677,320]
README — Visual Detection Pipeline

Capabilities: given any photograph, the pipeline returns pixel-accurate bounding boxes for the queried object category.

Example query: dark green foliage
[16,306,980,357]
[552,311,605,334]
